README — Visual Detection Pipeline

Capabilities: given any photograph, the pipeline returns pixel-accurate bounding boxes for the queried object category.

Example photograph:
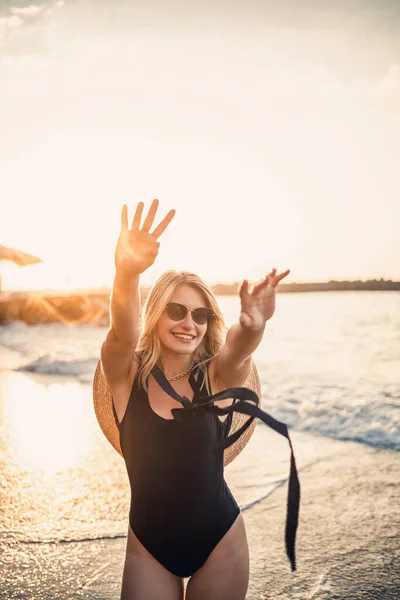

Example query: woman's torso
[117,361,239,558]
[117,361,232,489]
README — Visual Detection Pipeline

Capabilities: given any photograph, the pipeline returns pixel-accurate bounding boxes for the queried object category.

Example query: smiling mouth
[171,333,196,341]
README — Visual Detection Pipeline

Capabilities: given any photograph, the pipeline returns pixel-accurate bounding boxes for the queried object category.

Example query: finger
[257,269,275,287]
[252,277,269,294]
[276,269,290,282]
[239,279,249,301]
[142,198,159,233]
[121,204,128,230]
[270,269,290,287]
[253,269,274,286]
[131,201,144,231]
[151,209,176,239]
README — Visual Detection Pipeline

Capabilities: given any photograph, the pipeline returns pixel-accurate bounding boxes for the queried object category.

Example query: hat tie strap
[151,364,300,572]
[212,399,300,573]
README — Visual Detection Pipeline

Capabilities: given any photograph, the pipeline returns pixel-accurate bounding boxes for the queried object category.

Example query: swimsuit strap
[188,364,206,398]
[151,363,204,407]
[151,363,208,406]
[150,363,300,572]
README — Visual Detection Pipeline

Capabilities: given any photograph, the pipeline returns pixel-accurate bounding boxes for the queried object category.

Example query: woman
[99,198,297,600]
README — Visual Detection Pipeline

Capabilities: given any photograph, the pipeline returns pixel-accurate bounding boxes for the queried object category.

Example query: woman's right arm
[100,269,141,387]
[100,199,175,387]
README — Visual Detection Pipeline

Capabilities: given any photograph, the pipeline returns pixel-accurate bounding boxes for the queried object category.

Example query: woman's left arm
[214,268,290,387]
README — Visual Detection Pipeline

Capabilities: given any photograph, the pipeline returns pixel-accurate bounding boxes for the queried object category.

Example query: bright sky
[1,0,399,291]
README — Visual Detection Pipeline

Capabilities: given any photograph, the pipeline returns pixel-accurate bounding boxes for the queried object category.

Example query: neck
[158,349,194,379]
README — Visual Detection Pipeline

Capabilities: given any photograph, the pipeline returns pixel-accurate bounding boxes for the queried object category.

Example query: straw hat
[93,357,261,467]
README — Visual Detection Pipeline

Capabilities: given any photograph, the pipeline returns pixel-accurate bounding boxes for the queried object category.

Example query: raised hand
[238,268,290,330]
[115,199,175,275]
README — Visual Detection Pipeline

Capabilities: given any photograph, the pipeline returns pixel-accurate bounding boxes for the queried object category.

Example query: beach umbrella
[0,244,43,266]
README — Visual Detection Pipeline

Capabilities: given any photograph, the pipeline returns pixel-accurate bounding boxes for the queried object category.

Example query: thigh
[185,513,249,600]
[120,524,184,600]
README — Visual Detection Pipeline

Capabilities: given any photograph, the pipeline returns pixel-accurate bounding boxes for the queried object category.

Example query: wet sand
[1,371,399,599]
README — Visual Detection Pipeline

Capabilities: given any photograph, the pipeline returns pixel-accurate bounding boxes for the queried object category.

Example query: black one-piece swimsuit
[115,363,300,578]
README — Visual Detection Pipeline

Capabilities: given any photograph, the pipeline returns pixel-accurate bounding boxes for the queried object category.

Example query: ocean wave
[16,355,98,383]
[262,390,400,451]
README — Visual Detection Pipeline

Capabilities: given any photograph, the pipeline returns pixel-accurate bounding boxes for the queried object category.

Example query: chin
[170,342,198,354]
[161,335,200,353]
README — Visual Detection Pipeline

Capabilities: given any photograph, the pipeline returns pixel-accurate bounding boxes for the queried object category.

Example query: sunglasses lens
[166,303,186,321]
[192,308,212,325]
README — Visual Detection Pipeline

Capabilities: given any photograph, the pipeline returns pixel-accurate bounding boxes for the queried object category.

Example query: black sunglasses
[165,302,215,325]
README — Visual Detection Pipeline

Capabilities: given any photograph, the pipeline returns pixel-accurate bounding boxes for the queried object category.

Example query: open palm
[238,268,290,330]
[115,199,175,274]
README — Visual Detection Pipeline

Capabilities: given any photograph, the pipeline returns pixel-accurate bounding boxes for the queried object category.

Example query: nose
[180,311,196,328]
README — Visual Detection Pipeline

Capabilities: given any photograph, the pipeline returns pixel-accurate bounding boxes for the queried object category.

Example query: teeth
[173,333,194,340]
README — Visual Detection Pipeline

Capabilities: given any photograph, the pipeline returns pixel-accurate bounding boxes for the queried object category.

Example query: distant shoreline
[0,279,399,326]
[211,279,400,294]
[1,278,400,298]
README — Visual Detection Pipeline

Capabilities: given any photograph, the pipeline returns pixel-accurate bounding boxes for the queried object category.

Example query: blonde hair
[135,270,227,394]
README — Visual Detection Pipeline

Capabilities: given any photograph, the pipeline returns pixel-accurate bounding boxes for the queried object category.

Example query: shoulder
[204,355,239,416]
[205,355,232,395]
[208,352,252,390]
[207,356,219,393]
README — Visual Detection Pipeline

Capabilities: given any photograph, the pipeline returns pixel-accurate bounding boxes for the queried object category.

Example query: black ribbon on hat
[151,363,301,572]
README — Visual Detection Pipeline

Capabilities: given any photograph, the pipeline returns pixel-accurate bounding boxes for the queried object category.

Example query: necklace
[165,361,195,381]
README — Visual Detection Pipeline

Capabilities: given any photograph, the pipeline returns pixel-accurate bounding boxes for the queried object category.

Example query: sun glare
[1,372,93,474]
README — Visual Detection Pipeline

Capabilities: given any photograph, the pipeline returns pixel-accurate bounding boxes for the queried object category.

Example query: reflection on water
[3,375,92,472]
[0,371,130,545]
